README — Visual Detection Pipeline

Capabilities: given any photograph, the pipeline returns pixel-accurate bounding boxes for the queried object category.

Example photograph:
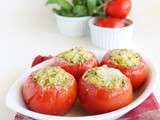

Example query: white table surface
[0,0,160,119]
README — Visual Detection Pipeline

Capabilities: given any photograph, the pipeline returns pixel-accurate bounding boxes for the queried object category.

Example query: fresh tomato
[104,0,132,19]
[22,69,77,115]
[96,18,125,28]
[101,51,149,89]
[78,76,133,114]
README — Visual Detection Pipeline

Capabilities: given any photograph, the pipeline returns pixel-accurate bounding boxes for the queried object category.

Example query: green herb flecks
[110,49,141,68]
[83,65,128,89]
[33,66,72,87]
[57,48,93,64]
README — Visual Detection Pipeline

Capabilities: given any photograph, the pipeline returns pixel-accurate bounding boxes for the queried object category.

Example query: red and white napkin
[14,55,160,120]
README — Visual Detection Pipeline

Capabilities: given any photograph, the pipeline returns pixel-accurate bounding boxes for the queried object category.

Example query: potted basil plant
[47,0,105,37]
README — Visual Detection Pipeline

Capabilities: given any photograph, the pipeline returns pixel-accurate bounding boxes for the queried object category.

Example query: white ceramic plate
[6,50,158,120]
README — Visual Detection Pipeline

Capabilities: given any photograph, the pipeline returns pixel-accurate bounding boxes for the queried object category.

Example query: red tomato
[78,77,133,114]
[104,0,132,19]
[96,18,125,28]
[56,53,99,80]
[22,72,77,115]
[101,51,149,89]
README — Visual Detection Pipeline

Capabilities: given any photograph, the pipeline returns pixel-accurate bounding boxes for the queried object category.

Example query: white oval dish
[55,14,91,37]
[6,50,158,120]
[89,17,134,50]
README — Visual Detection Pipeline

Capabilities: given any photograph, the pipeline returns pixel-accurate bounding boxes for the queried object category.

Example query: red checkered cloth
[14,56,160,120]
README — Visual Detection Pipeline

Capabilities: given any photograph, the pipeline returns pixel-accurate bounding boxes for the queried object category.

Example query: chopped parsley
[83,65,128,89]
[110,49,141,68]
[32,66,72,87]
[57,48,93,64]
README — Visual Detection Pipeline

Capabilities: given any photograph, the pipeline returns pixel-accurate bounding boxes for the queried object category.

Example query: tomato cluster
[23,49,149,115]
[96,0,132,28]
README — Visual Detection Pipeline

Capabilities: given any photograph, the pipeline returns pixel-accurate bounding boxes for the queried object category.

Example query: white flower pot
[55,14,91,37]
[89,17,134,50]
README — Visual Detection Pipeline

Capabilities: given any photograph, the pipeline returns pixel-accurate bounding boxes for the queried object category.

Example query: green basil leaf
[97,0,104,5]
[73,0,87,5]
[87,0,97,16]
[47,0,73,12]
[73,5,88,17]
[53,8,74,17]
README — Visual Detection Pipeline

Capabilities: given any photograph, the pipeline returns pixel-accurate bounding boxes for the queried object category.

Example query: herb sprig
[47,0,106,17]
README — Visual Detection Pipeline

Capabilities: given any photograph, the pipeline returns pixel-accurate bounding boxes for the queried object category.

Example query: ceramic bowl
[55,14,91,37]
[6,50,158,120]
[89,17,134,49]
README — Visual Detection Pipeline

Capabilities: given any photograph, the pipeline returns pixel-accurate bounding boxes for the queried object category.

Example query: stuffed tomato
[101,49,149,89]
[79,65,133,114]
[22,66,77,115]
[56,48,99,80]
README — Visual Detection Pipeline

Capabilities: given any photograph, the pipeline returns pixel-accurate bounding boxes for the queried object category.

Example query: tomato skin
[96,18,125,28]
[101,51,149,89]
[56,53,99,80]
[105,0,132,19]
[22,74,77,115]
[78,77,133,114]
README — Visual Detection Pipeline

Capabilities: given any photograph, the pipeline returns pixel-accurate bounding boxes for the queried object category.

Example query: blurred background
[0,0,160,119]
[0,0,159,51]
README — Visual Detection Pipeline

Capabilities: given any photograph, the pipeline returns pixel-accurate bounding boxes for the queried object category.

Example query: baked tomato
[101,49,149,89]
[96,18,125,28]
[79,65,133,114]
[56,48,99,80]
[104,0,132,19]
[22,66,77,115]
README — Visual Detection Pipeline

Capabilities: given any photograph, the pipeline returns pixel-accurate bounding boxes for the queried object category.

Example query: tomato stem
[104,0,113,8]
